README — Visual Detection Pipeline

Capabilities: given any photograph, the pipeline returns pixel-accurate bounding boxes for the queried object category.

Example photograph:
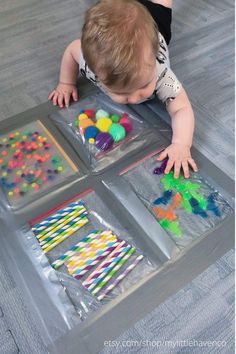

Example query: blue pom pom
[84,126,99,140]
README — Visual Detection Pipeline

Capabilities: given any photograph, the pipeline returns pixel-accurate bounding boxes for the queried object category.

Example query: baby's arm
[158,88,198,178]
[48,39,81,108]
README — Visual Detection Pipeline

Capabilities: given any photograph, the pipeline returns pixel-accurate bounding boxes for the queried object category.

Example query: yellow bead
[8,191,14,196]
[88,138,95,144]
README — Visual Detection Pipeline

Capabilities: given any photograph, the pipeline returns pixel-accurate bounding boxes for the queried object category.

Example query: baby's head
[81,0,159,104]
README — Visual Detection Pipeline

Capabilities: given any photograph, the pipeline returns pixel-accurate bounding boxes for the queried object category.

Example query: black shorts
[137,0,172,45]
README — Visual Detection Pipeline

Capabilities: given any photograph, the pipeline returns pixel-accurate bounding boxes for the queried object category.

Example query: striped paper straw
[83,242,131,291]
[32,201,84,234]
[68,243,120,279]
[97,254,144,301]
[67,239,120,274]
[51,230,111,269]
[40,212,88,246]
[42,215,88,250]
[66,234,117,268]
[43,217,89,253]
[82,240,126,287]
[37,206,86,240]
[72,254,113,280]
[92,247,136,296]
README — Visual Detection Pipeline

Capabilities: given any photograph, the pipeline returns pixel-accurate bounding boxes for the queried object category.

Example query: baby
[49,0,198,178]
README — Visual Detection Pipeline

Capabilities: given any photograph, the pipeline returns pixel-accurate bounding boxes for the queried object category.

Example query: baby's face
[102,59,157,105]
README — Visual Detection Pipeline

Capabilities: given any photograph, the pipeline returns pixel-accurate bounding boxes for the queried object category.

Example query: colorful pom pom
[95,133,114,151]
[84,109,95,118]
[79,118,94,131]
[110,114,121,123]
[78,113,88,121]
[95,109,109,120]
[119,117,133,134]
[109,123,126,142]
[96,117,112,132]
[84,126,99,141]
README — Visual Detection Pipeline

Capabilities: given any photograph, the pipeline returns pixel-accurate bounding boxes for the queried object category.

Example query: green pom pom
[109,124,126,142]
[95,109,109,120]
[110,114,121,123]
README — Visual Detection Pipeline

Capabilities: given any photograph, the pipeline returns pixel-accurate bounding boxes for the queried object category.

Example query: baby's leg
[138,0,173,45]
[149,0,172,9]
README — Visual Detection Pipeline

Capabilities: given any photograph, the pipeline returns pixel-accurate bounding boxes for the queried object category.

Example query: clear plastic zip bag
[0,120,79,209]
[50,92,158,171]
[28,189,156,321]
[117,151,233,250]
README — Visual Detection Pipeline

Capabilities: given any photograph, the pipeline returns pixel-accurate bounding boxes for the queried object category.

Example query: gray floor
[0,0,235,353]
[100,249,235,354]
[0,260,47,354]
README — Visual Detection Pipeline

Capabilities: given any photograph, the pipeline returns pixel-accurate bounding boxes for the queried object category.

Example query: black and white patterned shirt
[79,33,182,104]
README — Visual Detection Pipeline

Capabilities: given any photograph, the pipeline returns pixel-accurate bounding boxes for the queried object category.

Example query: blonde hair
[81,0,159,90]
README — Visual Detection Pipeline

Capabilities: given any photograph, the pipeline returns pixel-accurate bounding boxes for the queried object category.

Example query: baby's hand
[157,143,198,178]
[48,82,78,108]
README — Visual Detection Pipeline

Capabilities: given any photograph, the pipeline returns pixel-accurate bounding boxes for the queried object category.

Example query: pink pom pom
[119,117,133,134]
